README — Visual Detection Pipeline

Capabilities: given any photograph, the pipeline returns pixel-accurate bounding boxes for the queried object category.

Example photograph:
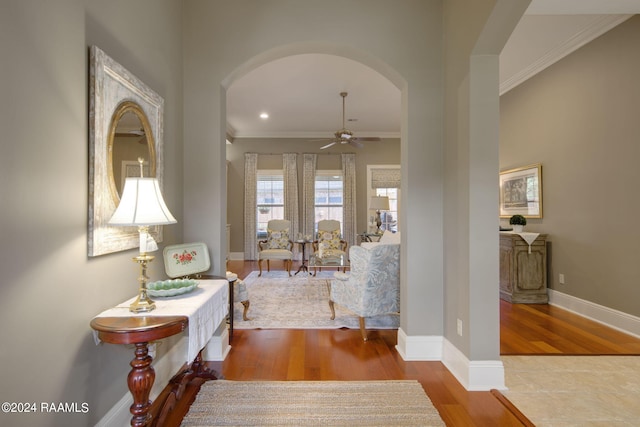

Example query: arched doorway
[223,51,402,263]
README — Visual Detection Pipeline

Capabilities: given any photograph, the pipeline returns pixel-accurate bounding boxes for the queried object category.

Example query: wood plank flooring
[500,299,640,355]
[161,260,640,426]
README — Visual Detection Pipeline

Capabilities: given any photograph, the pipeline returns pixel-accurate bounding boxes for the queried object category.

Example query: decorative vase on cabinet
[499,232,548,304]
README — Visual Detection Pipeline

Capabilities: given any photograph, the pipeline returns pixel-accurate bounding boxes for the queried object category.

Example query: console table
[91,280,228,427]
[91,316,187,427]
[499,232,548,303]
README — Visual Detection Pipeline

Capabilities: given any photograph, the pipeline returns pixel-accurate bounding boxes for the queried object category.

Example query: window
[315,170,343,233]
[256,170,284,239]
[367,165,400,233]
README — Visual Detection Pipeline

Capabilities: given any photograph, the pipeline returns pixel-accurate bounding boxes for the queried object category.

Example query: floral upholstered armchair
[311,220,348,275]
[257,219,293,276]
[329,243,400,341]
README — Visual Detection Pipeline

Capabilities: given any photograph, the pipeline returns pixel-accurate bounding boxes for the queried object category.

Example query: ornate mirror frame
[88,45,165,257]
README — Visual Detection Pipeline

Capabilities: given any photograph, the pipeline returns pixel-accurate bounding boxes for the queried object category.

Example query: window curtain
[341,153,357,249]
[283,153,300,258]
[302,153,317,239]
[243,153,258,260]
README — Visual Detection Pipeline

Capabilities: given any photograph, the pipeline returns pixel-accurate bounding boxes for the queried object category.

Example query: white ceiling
[226,1,640,142]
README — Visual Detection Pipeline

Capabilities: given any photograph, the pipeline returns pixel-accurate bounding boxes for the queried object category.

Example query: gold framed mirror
[108,101,157,204]
[89,46,165,257]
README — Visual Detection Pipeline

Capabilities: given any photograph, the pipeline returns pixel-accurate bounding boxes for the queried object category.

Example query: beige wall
[0,0,183,425]
[183,0,445,343]
[500,15,640,317]
[0,1,548,422]
[443,0,529,360]
[226,138,401,254]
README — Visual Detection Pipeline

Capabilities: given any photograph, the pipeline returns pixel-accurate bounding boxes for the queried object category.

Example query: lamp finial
[137,157,145,177]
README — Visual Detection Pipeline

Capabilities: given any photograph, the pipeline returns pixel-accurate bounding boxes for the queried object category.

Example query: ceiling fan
[115,129,147,144]
[317,92,381,149]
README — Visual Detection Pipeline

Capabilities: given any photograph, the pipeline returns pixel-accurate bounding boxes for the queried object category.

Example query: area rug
[182,380,444,426]
[232,271,399,330]
[500,355,640,426]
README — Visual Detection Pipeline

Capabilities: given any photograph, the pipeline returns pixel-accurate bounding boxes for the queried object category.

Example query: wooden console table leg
[90,316,189,427]
[128,342,155,427]
[191,350,221,380]
[152,350,222,426]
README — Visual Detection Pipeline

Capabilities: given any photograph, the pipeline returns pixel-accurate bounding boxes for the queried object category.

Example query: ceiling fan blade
[349,140,364,148]
[115,133,143,137]
[320,141,337,149]
[352,137,381,142]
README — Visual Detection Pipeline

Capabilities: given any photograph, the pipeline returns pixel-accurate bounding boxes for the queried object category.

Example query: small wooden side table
[294,240,312,275]
[91,316,187,427]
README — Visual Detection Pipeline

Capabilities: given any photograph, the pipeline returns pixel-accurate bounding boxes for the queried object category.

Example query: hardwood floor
[161,260,640,426]
[500,300,640,355]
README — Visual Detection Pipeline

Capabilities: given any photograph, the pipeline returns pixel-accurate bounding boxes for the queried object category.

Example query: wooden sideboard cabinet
[499,232,548,304]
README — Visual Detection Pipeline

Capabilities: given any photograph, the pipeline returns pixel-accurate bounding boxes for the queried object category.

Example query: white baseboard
[395,327,443,361]
[229,252,245,261]
[549,289,640,339]
[203,323,231,361]
[442,339,505,391]
[395,328,504,391]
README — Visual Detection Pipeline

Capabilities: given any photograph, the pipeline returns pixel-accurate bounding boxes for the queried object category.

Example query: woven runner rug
[233,271,399,330]
[182,380,444,426]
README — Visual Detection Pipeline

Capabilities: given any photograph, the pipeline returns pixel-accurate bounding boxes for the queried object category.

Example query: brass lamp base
[129,291,156,313]
[130,253,156,313]
[375,210,382,234]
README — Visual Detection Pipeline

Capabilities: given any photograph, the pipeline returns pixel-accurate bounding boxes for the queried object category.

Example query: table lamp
[369,196,389,234]
[109,159,177,313]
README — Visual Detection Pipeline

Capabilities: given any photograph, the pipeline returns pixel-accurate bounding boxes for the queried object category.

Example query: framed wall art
[499,163,542,218]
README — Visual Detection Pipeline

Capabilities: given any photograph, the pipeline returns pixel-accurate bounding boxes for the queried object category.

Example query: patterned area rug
[502,355,640,426]
[182,380,444,426]
[233,271,399,330]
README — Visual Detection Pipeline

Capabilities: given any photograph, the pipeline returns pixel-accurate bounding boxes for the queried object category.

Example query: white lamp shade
[369,196,390,211]
[109,178,177,226]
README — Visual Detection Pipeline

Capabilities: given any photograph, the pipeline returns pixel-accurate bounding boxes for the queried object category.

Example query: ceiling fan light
[320,92,379,149]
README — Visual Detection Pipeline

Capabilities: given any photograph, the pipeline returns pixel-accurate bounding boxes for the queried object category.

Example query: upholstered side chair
[329,243,400,341]
[257,219,293,276]
[311,219,348,275]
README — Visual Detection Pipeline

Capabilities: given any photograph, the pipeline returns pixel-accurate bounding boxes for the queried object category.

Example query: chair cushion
[318,229,342,250]
[258,248,292,260]
[266,228,290,249]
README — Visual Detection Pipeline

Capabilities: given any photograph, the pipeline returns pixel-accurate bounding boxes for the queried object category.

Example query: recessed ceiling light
[260,112,269,119]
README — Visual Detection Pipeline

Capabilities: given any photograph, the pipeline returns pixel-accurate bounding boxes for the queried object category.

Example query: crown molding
[500,14,632,95]
[229,131,400,139]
